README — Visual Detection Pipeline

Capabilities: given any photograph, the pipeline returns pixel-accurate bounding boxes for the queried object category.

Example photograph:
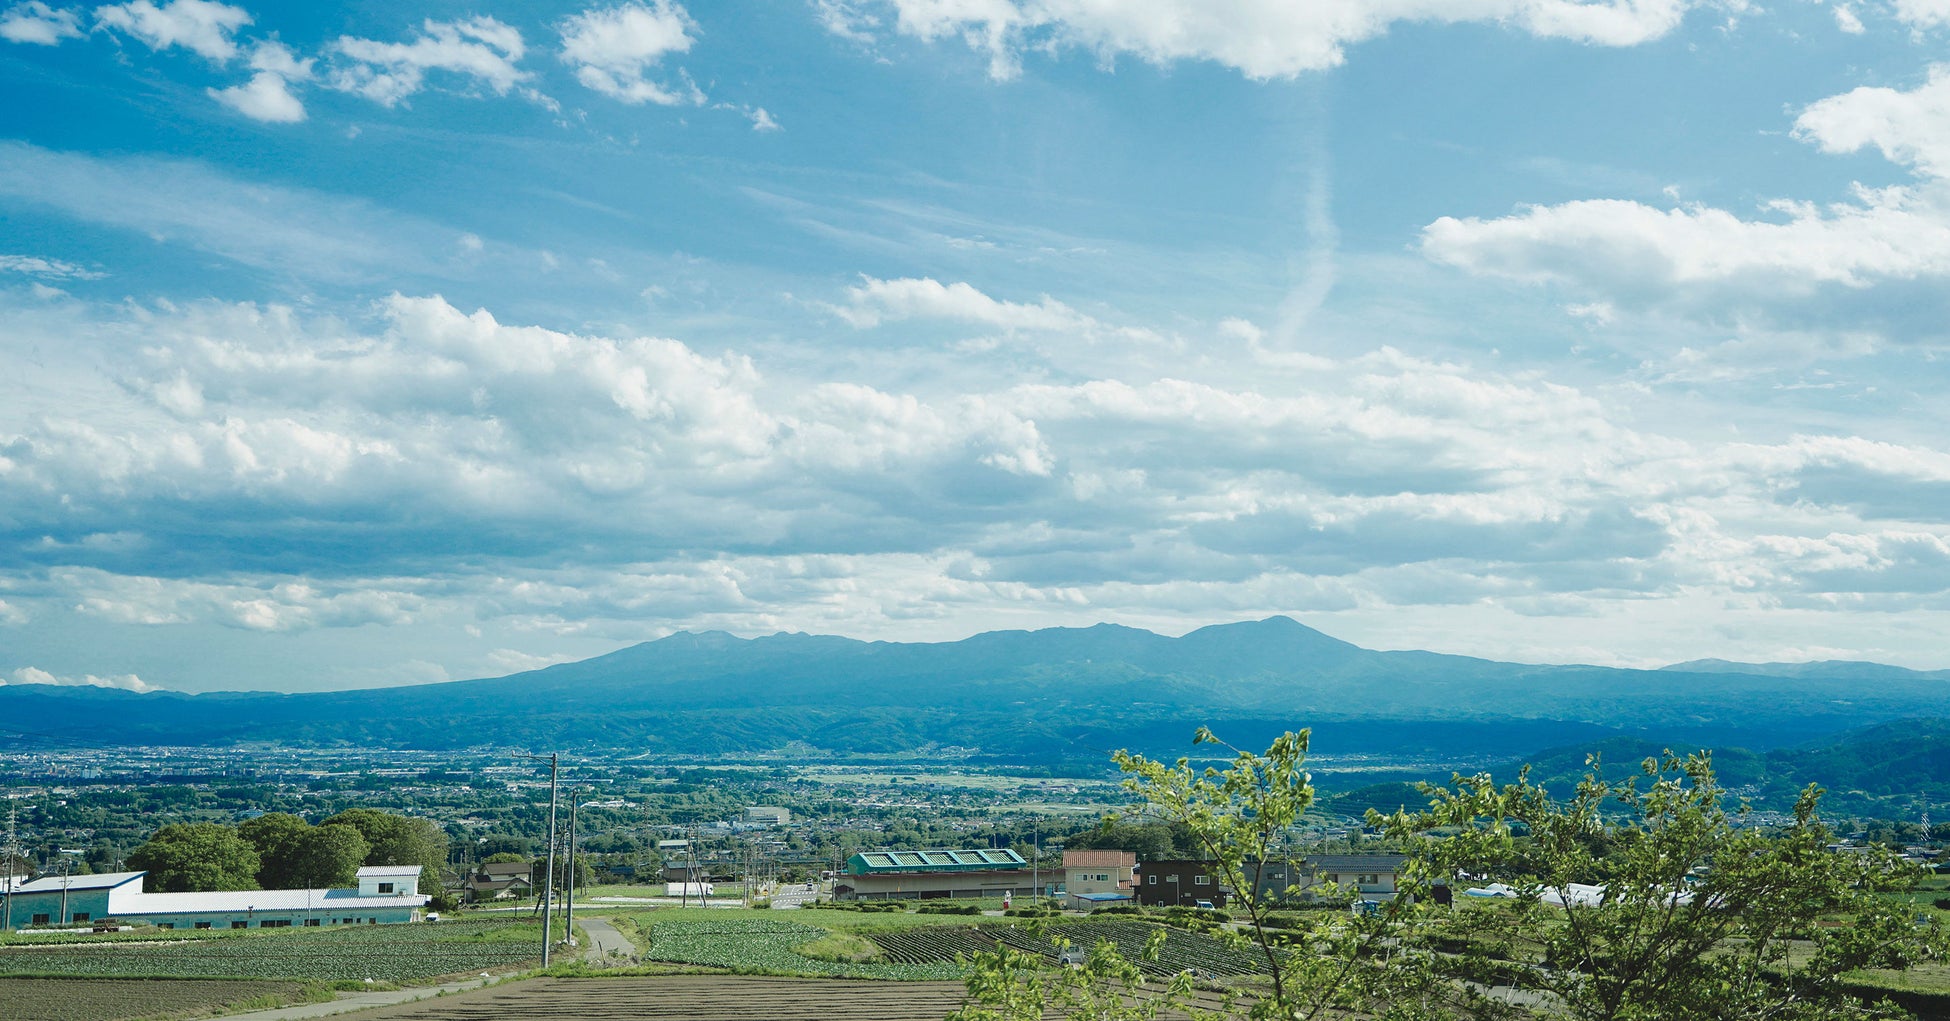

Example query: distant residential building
[744,806,791,826]
[1135,859,1226,908]
[1061,849,1136,911]
[2,866,429,930]
[836,848,1038,901]
[462,862,534,902]
[1302,854,1409,900]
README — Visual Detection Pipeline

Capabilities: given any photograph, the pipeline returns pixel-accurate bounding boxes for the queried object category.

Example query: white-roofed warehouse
[1,866,429,930]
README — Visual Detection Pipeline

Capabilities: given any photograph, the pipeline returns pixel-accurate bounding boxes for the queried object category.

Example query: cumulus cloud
[1420,66,1950,326]
[830,277,1169,352]
[0,1,81,44]
[96,0,250,62]
[559,1,701,106]
[4,666,156,692]
[1895,0,1950,29]
[835,0,1698,80]
[1421,193,1950,291]
[1795,65,1950,180]
[834,275,1096,330]
[3,284,1947,674]
[328,16,527,107]
[209,41,312,122]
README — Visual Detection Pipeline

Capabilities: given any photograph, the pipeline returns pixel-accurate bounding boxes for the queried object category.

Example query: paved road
[579,916,634,961]
[768,883,824,909]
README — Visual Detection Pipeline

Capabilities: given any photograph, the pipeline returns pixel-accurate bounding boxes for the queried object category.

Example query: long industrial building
[1,865,429,930]
[836,848,1050,901]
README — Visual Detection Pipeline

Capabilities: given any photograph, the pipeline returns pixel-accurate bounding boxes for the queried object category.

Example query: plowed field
[347,974,971,1020]
[866,922,1274,977]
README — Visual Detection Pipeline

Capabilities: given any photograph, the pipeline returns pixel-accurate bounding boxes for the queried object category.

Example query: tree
[953,729,1449,1021]
[321,809,448,878]
[238,813,311,888]
[284,824,370,889]
[1387,751,1949,1021]
[126,822,259,893]
[953,733,1948,1021]
[241,814,369,889]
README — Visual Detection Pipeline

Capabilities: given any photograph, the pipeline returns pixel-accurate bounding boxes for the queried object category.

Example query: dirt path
[209,975,504,1020]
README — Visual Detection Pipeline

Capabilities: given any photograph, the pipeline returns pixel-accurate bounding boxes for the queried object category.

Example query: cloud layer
[3,276,1945,679]
[827,0,1704,79]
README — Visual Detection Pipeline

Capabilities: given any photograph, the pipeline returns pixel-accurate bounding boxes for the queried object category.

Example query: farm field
[0,919,542,982]
[867,921,1275,977]
[635,916,960,979]
[0,976,325,1021]
[340,974,975,1021]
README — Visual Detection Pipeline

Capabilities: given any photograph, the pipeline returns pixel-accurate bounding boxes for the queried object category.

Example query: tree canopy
[240,813,370,889]
[126,822,259,893]
[322,808,448,877]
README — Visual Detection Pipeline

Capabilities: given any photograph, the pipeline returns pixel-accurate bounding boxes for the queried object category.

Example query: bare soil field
[346,975,971,1021]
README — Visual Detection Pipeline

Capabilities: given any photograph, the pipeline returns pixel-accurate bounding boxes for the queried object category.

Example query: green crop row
[0,919,542,983]
[640,917,960,980]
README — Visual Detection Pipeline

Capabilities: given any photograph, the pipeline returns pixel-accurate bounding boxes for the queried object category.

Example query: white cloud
[96,0,250,62]
[1795,65,1950,180]
[4,666,156,692]
[209,39,311,122]
[0,253,103,279]
[1420,68,1950,313]
[0,1,81,44]
[1833,3,1864,34]
[559,1,701,105]
[842,0,1698,80]
[1895,0,1950,29]
[749,106,781,131]
[834,275,1119,334]
[813,0,879,42]
[56,568,427,632]
[329,16,528,107]
[5,283,1950,674]
[1421,192,1950,292]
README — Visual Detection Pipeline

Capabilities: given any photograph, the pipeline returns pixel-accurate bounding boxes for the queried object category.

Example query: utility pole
[517,752,559,967]
[564,787,581,947]
[1032,822,1041,900]
[2,807,18,931]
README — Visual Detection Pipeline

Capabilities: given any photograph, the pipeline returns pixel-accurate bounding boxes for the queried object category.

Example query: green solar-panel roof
[847,848,1027,874]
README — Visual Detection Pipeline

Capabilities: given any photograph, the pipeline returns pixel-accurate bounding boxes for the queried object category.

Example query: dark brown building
[1135,859,1227,907]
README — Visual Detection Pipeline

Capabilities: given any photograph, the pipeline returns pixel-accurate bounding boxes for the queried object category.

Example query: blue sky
[2,0,1949,693]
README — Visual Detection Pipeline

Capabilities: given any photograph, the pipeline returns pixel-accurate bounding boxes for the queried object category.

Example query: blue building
[2,866,429,930]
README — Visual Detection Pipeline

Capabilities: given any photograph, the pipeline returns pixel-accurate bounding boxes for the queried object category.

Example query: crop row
[640,917,960,980]
[0,977,318,1021]
[866,922,1276,977]
[0,920,542,982]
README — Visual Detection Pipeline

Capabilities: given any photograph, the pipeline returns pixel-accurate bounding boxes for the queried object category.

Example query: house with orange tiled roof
[1060,848,1137,911]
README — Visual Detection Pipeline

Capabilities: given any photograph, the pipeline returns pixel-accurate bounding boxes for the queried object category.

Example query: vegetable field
[867,922,1276,977]
[0,919,540,982]
[0,977,321,1021]
[639,917,959,980]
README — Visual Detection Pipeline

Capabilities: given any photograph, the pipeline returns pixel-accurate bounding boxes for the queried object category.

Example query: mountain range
[4,618,1947,782]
